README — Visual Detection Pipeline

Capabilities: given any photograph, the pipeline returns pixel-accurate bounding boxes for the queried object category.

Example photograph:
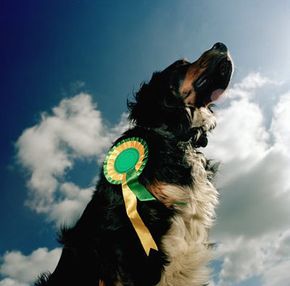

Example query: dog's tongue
[210,89,224,102]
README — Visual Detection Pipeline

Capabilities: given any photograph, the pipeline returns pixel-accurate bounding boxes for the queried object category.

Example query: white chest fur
[157,149,219,286]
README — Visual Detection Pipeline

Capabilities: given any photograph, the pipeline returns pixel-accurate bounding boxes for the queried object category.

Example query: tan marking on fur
[180,48,228,107]
[148,182,190,207]
[179,65,205,106]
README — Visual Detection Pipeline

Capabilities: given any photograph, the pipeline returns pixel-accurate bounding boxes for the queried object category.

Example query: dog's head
[128,43,233,146]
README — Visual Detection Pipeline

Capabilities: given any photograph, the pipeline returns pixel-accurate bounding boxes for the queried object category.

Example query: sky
[1,0,290,285]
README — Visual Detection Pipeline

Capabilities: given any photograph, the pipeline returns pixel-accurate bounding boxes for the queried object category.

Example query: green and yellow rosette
[103,137,158,256]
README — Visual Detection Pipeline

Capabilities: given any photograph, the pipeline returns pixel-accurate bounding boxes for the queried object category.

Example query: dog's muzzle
[194,43,233,107]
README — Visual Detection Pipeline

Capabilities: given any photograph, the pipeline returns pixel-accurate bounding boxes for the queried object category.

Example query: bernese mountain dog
[35,42,233,286]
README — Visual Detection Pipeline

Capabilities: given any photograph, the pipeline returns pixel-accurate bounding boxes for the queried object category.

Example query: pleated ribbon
[103,137,158,255]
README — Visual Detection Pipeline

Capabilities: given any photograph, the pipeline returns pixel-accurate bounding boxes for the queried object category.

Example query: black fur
[34,43,232,286]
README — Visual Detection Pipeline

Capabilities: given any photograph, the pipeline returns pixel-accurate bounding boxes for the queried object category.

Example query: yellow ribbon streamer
[122,176,158,256]
[103,137,158,256]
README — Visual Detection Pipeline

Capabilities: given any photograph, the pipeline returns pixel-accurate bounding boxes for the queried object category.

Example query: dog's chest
[157,150,218,286]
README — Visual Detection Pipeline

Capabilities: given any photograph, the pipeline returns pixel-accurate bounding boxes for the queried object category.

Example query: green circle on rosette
[114,148,140,173]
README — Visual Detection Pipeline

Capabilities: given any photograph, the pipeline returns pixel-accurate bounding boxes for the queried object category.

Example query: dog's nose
[212,42,228,53]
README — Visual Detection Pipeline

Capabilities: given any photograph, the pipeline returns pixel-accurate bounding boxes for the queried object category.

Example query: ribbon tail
[122,176,158,256]
[126,169,156,201]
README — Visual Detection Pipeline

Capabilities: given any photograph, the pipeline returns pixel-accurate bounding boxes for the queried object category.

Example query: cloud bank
[16,93,128,226]
[205,73,290,285]
[0,248,61,286]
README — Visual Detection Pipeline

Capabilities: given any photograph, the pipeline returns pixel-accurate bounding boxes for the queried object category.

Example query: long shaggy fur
[35,43,232,286]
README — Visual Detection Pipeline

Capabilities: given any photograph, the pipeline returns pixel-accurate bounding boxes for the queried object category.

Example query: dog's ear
[127,71,190,132]
[127,72,167,127]
[127,83,156,126]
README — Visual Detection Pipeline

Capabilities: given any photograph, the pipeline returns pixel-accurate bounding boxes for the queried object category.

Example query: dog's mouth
[197,57,232,97]
[194,57,232,107]
[182,42,233,108]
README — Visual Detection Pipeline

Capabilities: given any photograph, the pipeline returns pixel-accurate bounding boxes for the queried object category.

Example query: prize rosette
[103,137,158,255]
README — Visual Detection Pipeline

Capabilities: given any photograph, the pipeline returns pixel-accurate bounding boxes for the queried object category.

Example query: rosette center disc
[114,148,140,173]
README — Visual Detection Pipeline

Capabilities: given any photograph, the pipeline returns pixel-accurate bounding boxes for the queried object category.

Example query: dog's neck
[135,107,216,148]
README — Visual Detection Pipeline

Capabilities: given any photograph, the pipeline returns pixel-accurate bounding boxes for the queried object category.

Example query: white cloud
[16,93,128,226]
[203,74,290,285]
[49,183,93,226]
[271,91,290,152]
[226,72,282,101]
[213,147,290,239]
[0,248,61,285]
[0,278,28,286]
[263,260,290,286]
[215,231,290,286]
[206,79,269,188]
[208,97,268,162]
[216,238,264,286]
[234,72,274,91]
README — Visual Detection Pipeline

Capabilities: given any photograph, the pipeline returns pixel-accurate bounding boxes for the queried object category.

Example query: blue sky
[1,1,290,285]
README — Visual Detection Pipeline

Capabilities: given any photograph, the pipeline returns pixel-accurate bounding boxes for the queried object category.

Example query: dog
[35,42,233,286]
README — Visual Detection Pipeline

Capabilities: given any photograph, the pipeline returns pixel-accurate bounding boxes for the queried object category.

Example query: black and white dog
[35,43,233,286]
